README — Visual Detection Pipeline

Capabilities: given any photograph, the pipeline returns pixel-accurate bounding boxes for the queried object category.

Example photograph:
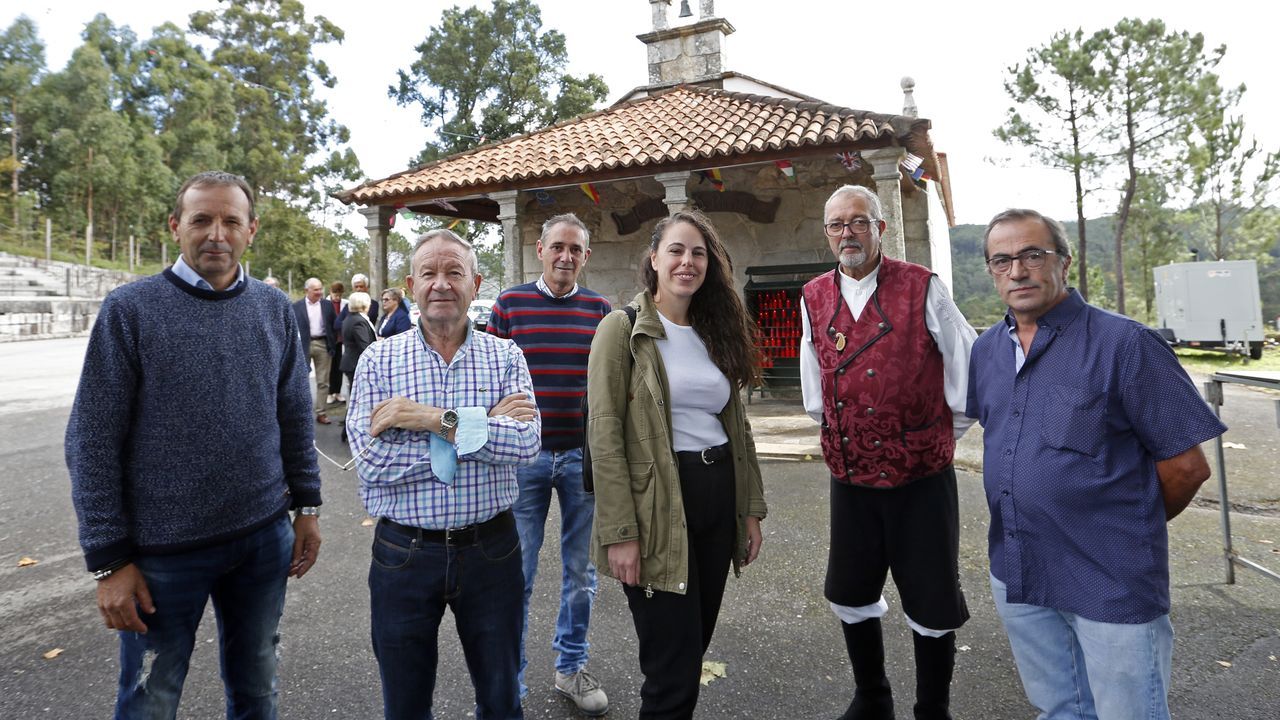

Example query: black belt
[378,510,513,546]
[311,336,327,340]
[675,442,731,465]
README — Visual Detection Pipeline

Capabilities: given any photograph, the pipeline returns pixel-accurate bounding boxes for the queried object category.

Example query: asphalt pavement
[1,338,1277,718]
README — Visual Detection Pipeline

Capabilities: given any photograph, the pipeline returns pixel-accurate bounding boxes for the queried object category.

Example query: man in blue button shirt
[966,209,1226,720]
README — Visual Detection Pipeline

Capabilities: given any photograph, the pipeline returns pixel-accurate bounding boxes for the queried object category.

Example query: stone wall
[0,298,101,342]
[510,157,942,305]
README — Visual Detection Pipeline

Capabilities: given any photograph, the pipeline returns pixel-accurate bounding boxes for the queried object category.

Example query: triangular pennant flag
[900,152,931,188]
[447,219,462,230]
[698,169,725,192]
[774,160,796,181]
[580,183,601,205]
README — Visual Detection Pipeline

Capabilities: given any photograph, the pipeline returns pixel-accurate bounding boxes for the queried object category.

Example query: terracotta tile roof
[338,85,932,205]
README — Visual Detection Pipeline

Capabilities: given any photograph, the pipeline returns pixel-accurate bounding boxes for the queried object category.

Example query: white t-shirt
[655,311,731,452]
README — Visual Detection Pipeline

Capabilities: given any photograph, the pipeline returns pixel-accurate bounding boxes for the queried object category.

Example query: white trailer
[1153,260,1264,360]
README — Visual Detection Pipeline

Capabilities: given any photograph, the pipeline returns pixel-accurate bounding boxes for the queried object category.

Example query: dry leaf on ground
[361,518,375,527]
[700,660,727,685]
[42,648,64,660]
[1216,660,1233,668]
[18,557,38,567]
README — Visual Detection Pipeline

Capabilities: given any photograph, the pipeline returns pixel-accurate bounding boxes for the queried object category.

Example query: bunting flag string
[697,169,725,192]
[835,151,862,172]
[580,183,601,205]
[535,190,556,208]
[426,198,458,212]
[774,160,796,182]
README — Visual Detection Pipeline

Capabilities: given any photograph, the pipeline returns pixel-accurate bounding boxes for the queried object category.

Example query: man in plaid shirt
[347,228,541,720]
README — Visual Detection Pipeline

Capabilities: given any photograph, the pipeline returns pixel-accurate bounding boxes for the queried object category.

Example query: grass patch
[1175,346,1280,376]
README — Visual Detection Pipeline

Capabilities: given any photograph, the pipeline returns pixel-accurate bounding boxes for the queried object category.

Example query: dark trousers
[329,344,344,396]
[368,513,524,720]
[623,454,735,720]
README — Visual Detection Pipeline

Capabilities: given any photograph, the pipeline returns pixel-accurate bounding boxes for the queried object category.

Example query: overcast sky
[9,0,1276,234]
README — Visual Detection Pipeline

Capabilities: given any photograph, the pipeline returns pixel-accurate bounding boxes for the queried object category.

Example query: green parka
[587,290,768,595]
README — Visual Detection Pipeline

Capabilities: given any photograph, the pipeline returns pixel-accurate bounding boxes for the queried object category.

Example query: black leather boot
[837,618,894,720]
[912,631,956,720]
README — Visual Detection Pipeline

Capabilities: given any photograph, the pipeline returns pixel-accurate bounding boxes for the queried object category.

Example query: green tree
[247,196,346,286]
[27,39,139,260]
[190,0,360,200]
[1096,18,1224,315]
[1123,174,1182,321]
[391,0,609,165]
[78,16,176,260]
[1186,94,1279,262]
[0,16,45,233]
[141,22,239,182]
[995,28,1103,300]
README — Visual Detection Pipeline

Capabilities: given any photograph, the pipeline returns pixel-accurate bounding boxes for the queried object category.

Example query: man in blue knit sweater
[65,171,323,719]
[487,213,612,715]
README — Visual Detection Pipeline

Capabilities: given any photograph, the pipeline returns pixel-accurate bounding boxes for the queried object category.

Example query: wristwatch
[295,506,320,519]
[440,408,460,436]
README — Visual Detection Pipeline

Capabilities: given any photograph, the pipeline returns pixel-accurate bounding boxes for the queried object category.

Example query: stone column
[359,205,394,293]
[862,147,906,260]
[654,171,691,214]
[491,190,523,288]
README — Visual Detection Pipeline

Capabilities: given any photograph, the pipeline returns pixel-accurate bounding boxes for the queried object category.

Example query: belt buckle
[445,524,475,545]
[700,448,714,465]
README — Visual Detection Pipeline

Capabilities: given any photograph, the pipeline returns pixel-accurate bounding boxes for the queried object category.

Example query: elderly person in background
[339,291,377,444]
[327,281,348,404]
[377,287,412,339]
[336,273,378,338]
[293,277,338,425]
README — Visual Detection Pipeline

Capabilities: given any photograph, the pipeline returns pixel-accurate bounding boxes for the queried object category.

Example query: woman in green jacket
[587,210,767,718]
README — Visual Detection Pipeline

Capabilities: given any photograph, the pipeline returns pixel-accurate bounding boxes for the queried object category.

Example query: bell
[678,0,694,18]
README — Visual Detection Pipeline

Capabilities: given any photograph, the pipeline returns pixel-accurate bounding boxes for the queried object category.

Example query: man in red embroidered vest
[800,185,977,720]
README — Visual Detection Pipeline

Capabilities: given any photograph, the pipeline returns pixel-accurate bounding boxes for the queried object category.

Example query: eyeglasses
[823,218,876,237]
[314,440,374,472]
[986,248,1062,275]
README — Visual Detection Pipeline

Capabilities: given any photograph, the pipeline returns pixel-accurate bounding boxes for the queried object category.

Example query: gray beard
[839,250,867,270]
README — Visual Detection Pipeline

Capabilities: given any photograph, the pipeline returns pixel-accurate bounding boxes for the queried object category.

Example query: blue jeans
[991,574,1173,720]
[115,514,294,720]
[368,515,524,720]
[512,448,597,693]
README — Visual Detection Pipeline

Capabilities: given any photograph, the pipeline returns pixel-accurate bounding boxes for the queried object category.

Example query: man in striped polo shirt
[487,214,612,716]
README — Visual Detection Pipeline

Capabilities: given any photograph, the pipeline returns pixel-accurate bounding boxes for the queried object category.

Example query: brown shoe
[316,414,332,425]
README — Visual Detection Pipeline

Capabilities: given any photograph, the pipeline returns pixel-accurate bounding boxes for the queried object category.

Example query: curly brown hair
[641,211,761,389]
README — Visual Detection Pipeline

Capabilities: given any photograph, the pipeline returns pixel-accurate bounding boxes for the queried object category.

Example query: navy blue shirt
[966,290,1225,623]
